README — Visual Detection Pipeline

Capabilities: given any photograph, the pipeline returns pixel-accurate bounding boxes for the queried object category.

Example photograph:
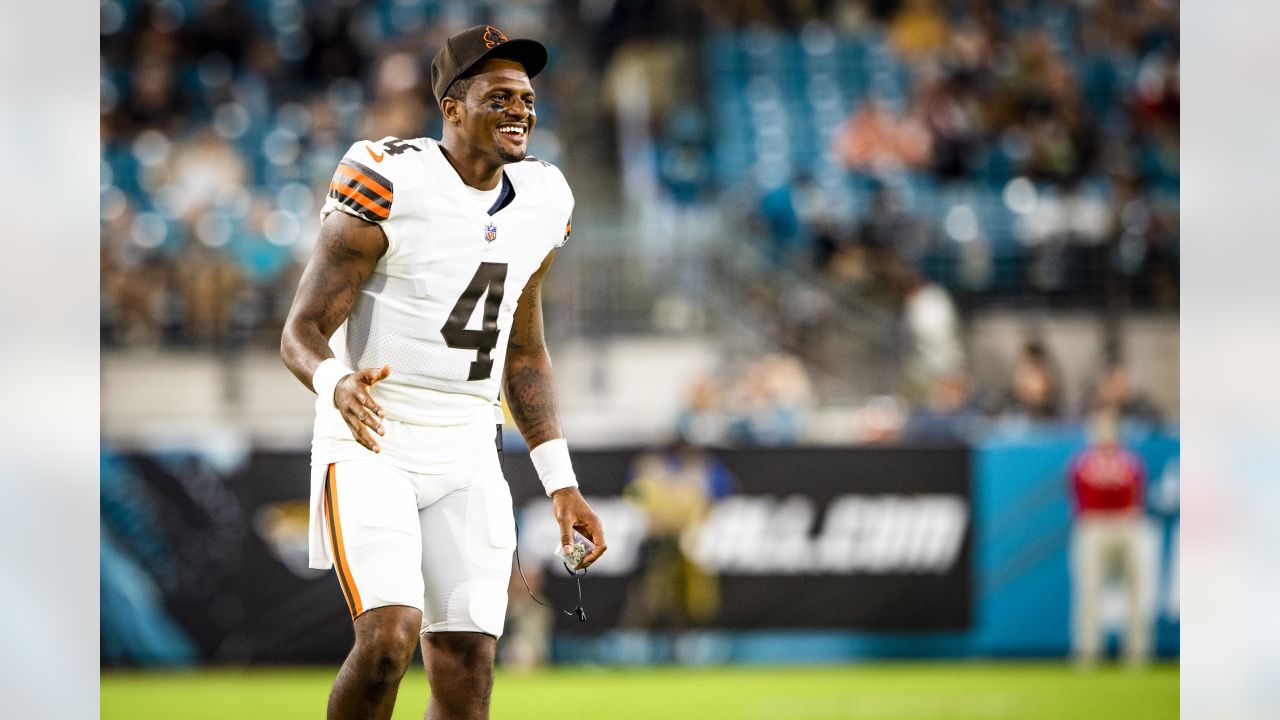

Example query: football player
[280,25,607,720]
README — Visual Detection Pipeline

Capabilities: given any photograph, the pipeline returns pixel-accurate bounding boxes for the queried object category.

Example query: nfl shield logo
[484,223,498,243]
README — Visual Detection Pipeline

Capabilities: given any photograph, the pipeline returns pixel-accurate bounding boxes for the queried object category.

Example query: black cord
[514,543,587,622]
[499,424,587,622]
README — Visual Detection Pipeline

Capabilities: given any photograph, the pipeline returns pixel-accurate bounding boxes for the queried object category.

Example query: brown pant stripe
[324,464,364,617]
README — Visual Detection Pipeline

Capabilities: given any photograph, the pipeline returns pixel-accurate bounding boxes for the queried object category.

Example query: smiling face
[442,58,536,165]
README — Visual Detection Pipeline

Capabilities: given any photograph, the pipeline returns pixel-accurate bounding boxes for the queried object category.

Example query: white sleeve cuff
[312,358,354,410]
[529,438,579,497]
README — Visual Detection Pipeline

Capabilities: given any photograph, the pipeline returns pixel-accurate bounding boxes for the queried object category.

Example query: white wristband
[312,358,354,409]
[529,438,579,497]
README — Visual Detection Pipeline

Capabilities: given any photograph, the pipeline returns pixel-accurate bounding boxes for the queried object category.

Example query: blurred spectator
[856,185,925,256]
[121,27,184,126]
[856,394,910,445]
[881,251,964,398]
[821,235,873,290]
[832,98,932,173]
[902,371,983,444]
[101,204,169,347]
[676,377,727,447]
[724,353,814,445]
[620,438,735,631]
[756,178,804,261]
[888,0,949,60]
[166,129,247,210]
[1067,411,1153,668]
[173,239,243,347]
[1086,359,1164,427]
[362,50,432,140]
[918,73,983,180]
[676,354,814,447]
[656,106,711,205]
[999,336,1064,421]
[1109,173,1179,308]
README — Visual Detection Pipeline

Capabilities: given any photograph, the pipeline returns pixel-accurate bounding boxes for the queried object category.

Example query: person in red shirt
[1067,411,1152,668]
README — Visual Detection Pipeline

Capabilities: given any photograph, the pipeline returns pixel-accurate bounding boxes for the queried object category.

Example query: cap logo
[483,25,508,48]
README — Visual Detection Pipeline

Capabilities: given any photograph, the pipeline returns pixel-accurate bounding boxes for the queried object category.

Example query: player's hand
[551,487,607,569]
[334,364,390,453]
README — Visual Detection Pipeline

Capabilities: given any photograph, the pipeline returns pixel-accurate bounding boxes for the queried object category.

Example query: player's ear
[440,97,463,125]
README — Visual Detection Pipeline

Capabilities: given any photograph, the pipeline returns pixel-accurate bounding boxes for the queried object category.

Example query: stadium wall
[100,313,1178,449]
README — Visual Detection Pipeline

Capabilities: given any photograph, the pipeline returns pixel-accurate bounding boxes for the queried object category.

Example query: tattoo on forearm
[505,360,560,445]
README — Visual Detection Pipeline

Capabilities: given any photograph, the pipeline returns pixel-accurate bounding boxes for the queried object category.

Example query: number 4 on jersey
[442,262,508,381]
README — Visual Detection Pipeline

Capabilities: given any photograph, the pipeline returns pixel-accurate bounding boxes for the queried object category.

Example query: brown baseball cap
[430,25,548,105]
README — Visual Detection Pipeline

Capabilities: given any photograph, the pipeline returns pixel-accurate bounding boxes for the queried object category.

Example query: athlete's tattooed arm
[281,211,391,452]
[504,250,563,448]
[506,250,607,567]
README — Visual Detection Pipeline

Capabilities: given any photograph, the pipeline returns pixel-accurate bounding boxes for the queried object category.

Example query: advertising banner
[503,446,973,633]
[101,445,972,663]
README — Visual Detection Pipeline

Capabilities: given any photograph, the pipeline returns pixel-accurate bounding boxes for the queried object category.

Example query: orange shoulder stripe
[335,163,394,203]
[330,182,391,220]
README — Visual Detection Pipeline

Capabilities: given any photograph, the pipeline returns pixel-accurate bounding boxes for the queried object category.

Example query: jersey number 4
[441,262,508,381]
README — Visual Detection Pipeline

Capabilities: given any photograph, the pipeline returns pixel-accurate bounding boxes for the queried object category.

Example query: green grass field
[101,662,1177,719]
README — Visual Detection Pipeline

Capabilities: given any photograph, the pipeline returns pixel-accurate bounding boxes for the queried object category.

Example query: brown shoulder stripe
[329,182,390,221]
[337,159,393,202]
[327,159,393,222]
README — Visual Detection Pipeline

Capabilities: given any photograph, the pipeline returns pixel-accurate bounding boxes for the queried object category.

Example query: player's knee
[353,608,421,682]
[426,632,496,692]
[356,637,416,685]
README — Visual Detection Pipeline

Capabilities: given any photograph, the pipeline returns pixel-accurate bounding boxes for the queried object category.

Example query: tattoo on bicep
[525,284,541,344]
[300,223,374,332]
[323,223,367,262]
[509,283,544,352]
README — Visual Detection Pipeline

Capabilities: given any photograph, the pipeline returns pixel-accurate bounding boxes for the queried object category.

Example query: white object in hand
[554,530,594,573]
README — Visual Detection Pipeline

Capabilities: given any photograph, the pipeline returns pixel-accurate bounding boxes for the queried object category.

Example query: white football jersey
[311,136,573,468]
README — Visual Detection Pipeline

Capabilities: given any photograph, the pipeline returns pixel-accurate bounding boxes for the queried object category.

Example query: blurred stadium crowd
[100,0,1178,440]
